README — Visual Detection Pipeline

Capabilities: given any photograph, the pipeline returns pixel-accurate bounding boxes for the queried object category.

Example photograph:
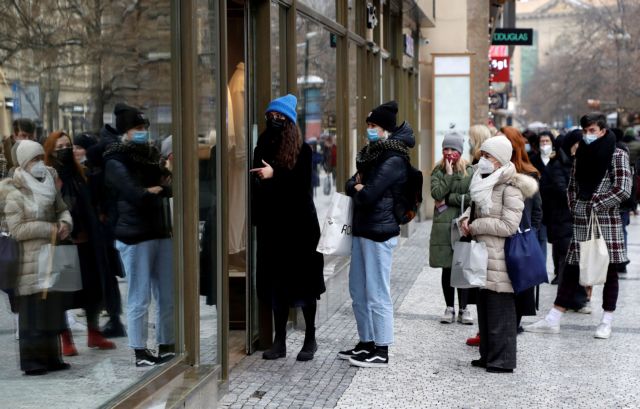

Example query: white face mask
[29,161,48,179]
[541,145,552,156]
[477,157,495,175]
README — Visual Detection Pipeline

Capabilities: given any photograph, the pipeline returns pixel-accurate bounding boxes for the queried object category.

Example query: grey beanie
[442,132,464,154]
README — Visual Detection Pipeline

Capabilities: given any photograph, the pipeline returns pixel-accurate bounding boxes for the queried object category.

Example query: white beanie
[480,135,512,166]
[16,140,44,168]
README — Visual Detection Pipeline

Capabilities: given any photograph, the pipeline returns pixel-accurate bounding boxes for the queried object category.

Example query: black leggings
[442,268,469,309]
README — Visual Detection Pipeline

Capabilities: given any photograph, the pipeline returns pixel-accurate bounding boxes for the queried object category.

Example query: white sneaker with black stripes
[348,347,388,368]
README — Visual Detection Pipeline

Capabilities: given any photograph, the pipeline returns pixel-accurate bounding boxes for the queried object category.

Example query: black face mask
[267,117,286,131]
[55,147,74,164]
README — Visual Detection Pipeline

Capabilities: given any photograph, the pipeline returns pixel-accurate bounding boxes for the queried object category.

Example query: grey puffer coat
[460,165,538,293]
[3,168,73,296]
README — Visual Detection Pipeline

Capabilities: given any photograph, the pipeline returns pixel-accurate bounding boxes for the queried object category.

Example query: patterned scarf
[356,139,408,172]
[104,142,162,168]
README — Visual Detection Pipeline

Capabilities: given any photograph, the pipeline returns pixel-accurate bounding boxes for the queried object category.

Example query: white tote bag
[38,231,83,294]
[316,192,353,256]
[450,239,488,289]
[579,215,609,286]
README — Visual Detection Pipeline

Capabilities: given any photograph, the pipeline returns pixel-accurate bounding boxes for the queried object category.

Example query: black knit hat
[73,133,98,150]
[366,101,398,132]
[114,103,149,134]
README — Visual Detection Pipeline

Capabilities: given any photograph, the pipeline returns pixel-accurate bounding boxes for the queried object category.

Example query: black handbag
[0,234,19,290]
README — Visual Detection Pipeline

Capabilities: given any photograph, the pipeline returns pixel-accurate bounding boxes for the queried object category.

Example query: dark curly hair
[275,121,302,170]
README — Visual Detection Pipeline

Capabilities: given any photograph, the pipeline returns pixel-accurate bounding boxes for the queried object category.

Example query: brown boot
[88,328,116,350]
[61,330,78,356]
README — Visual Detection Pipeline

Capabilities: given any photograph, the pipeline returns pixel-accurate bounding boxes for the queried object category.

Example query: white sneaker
[573,301,592,314]
[523,319,560,334]
[458,309,474,325]
[594,323,612,339]
[440,307,455,323]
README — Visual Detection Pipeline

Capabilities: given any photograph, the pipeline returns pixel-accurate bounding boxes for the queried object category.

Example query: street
[221,215,640,409]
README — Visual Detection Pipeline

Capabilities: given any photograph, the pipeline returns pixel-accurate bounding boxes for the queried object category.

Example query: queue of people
[1,104,175,375]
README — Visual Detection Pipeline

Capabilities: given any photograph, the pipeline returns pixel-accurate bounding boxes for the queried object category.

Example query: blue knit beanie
[265,94,297,125]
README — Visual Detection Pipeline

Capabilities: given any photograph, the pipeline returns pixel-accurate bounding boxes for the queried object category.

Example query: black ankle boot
[262,337,286,360]
[296,336,318,361]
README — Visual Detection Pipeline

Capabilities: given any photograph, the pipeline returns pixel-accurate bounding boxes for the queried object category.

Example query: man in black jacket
[104,103,174,367]
[338,101,413,368]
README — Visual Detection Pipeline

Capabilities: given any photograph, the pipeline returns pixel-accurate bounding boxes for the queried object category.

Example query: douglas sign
[492,28,533,46]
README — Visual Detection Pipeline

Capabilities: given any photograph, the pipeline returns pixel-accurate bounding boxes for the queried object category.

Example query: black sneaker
[158,344,176,362]
[135,349,162,367]
[102,319,127,338]
[337,341,375,360]
[348,347,388,368]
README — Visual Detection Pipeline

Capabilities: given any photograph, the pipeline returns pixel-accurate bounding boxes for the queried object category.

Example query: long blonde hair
[469,124,492,162]
[435,156,469,176]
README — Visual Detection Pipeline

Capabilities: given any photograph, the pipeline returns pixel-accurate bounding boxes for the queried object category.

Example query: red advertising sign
[490,56,510,83]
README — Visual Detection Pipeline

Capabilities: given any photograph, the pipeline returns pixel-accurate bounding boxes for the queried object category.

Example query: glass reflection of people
[43,132,116,356]
[104,104,174,367]
[3,119,37,172]
[4,140,73,375]
[251,94,325,361]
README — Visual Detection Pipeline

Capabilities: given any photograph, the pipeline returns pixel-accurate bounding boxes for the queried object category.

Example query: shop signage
[490,56,510,83]
[492,28,533,46]
[489,93,507,110]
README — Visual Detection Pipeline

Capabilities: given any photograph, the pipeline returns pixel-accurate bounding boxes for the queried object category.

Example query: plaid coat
[567,148,632,265]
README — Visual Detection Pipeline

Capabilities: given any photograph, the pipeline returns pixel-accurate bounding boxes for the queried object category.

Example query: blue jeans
[116,238,174,349]
[349,236,397,346]
[621,211,630,249]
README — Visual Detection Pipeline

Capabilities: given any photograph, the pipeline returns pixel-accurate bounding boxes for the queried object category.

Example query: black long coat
[539,148,573,242]
[252,132,325,304]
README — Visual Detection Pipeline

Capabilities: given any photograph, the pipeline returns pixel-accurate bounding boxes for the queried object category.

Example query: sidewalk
[222,215,640,408]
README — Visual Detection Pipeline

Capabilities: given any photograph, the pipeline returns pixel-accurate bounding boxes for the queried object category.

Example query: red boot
[61,330,78,356]
[88,328,116,350]
[466,333,480,347]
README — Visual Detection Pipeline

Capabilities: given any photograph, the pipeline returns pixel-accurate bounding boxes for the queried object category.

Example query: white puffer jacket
[3,168,73,296]
[460,165,538,293]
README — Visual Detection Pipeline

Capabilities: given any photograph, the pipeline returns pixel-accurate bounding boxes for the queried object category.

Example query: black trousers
[551,237,571,278]
[18,293,66,372]
[477,289,517,370]
[441,268,469,309]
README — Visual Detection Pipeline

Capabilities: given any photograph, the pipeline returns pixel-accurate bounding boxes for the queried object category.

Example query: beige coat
[3,168,73,296]
[460,166,538,293]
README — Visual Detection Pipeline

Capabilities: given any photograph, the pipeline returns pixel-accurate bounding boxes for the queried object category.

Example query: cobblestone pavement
[222,215,640,409]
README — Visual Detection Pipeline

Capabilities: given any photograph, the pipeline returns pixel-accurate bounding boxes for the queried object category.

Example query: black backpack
[394,158,424,225]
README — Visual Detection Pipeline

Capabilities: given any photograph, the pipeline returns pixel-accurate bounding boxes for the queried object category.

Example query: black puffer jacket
[346,122,415,242]
[540,138,573,242]
[104,143,172,244]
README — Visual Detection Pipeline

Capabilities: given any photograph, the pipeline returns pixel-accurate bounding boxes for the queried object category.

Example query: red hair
[43,131,86,180]
[500,126,539,177]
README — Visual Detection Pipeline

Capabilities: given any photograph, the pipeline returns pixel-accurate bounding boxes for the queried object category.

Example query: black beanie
[366,101,398,132]
[73,133,98,150]
[114,103,149,134]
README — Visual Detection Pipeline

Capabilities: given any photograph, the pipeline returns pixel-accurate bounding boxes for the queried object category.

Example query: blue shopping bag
[504,212,548,294]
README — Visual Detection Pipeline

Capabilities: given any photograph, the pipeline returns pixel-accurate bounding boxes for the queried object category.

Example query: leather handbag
[504,211,548,294]
[0,233,19,290]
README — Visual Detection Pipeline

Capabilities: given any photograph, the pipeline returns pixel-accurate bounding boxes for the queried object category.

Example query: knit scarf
[575,131,615,200]
[14,167,57,215]
[104,142,162,168]
[356,139,408,172]
[469,162,515,214]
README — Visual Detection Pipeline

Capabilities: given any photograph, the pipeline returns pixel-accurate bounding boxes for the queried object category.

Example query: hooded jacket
[346,122,415,242]
[460,166,538,293]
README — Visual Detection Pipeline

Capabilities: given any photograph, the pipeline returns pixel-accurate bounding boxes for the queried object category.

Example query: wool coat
[539,147,573,242]
[566,147,632,265]
[460,166,538,293]
[3,168,73,296]
[428,163,474,268]
[252,135,325,304]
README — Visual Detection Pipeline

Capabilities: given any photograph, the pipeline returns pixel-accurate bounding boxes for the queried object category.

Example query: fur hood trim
[510,173,539,199]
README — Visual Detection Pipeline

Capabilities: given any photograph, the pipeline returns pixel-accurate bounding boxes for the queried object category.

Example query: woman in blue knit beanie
[250,94,325,361]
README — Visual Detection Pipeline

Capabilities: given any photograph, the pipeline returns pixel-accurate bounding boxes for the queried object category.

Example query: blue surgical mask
[367,128,380,143]
[525,143,531,153]
[132,130,149,144]
[583,134,598,145]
